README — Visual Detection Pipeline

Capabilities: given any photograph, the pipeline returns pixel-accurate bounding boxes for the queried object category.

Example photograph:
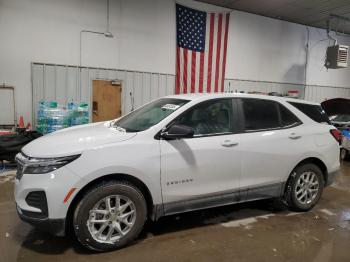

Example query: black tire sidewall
[73,182,147,252]
[287,164,324,211]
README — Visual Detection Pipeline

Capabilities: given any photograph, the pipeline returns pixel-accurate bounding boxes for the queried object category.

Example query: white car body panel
[14,166,84,218]
[22,121,136,158]
[160,133,241,203]
[14,93,340,232]
[66,133,163,206]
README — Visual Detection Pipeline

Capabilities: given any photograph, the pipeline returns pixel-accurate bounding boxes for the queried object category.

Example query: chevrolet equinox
[15,93,340,251]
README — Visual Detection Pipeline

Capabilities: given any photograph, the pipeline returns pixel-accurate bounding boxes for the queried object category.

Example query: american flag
[175,4,230,94]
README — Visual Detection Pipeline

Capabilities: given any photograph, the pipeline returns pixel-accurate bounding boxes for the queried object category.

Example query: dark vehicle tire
[73,180,147,252]
[284,163,324,212]
[340,148,349,161]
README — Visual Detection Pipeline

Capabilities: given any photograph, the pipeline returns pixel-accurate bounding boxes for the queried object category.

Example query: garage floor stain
[1,162,350,262]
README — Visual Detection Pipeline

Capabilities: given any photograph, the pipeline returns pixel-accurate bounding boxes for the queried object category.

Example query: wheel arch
[285,157,328,193]
[65,173,158,234]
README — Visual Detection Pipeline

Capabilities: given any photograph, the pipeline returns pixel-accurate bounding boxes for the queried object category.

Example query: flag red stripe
[199,51,204,93]
[191,51,196,93]
[175,47,181,94]
[214,14,223,93]
[221,13,230,93]
[206,13,215,93]
[183,49,188,94]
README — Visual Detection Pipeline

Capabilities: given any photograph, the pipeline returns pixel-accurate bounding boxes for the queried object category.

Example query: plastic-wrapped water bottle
[37,100,90,133]
[70,102,89,126]
[68,100,76,110]
[79,103,89,125]
[45,101,67,134]
[67,100,77,126]
[37,101,45,119]
[36,101,48,134]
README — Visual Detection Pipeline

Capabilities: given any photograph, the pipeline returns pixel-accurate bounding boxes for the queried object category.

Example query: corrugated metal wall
[223,79,350,103]
[305,85,350,103]
[32,62,350,125]
[31,63,175,124]
[224,79,305,98]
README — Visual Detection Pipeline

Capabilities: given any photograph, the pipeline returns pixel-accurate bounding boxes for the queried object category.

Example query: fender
[283,152,328,182]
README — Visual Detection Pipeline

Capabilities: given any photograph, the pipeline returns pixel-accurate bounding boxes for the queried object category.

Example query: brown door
[92,80,122,122]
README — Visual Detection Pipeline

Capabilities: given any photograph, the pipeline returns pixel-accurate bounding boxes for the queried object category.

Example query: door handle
[221,140,239,147]
[289,133,301,140]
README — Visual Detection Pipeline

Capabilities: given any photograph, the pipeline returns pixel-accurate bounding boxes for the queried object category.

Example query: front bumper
[17,205,66,236]
[14,166,84,235]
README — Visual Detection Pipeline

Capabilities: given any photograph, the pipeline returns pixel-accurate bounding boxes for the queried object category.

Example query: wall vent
[325,45,349,69]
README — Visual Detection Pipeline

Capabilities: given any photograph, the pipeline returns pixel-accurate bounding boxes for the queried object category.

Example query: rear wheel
[73,181,147,251]
[284,163,324,211]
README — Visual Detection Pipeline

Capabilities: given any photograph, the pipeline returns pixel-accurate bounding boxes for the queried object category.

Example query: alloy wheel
[294,171,320,205]
[87,195,136,244]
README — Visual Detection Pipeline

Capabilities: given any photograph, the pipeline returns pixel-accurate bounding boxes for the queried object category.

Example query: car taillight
[330,129,342,144]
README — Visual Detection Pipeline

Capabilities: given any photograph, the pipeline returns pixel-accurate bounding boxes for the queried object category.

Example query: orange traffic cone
[18,116,25,128]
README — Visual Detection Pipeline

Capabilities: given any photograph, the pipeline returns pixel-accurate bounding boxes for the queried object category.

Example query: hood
[22,121,137,158]
[321,98,350,116]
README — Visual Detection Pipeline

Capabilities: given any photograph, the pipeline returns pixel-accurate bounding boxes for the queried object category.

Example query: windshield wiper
[114,125,126,132]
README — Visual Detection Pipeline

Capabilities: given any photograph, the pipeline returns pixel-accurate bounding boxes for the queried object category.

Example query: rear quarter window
[279,104,302,127]
[288,102,330,124]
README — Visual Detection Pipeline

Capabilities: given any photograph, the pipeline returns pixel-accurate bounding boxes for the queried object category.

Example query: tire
[73,180,147,252]
[284,163,324,212]
[340,148,349,161]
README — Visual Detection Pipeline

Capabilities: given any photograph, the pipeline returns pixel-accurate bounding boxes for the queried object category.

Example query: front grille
[25,191,48,218]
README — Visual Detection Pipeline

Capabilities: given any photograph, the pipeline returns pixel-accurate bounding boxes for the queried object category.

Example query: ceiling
[197,0,350,35]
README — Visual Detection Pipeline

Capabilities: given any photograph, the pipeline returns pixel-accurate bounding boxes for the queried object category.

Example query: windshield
[333,114,350,122]
[114,98,189,132]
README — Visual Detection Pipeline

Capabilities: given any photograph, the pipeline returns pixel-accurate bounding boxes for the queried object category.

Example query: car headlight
[16,153,81,175]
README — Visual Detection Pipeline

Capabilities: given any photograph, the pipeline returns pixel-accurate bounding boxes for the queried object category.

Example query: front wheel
[284,163,324,211]
[73,181,147,251]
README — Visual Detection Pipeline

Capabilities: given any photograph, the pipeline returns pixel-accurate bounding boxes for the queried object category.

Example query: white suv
[15,93,340,251]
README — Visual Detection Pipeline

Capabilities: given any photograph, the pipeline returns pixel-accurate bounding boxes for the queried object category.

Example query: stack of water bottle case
[36,101,89,134]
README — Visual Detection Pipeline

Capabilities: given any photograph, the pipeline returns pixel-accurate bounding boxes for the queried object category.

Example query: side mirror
[161,124,194,140]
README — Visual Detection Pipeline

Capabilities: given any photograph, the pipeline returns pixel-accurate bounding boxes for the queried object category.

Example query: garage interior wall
[31,63,174,124]
[2,0,350,124]
[32,62,350,125]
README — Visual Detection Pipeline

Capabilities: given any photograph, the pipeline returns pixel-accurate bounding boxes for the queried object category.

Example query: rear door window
[288,102,330,124]
[241,99,280,131]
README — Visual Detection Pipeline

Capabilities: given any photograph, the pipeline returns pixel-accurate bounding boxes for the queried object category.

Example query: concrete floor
[1,164,350,262]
